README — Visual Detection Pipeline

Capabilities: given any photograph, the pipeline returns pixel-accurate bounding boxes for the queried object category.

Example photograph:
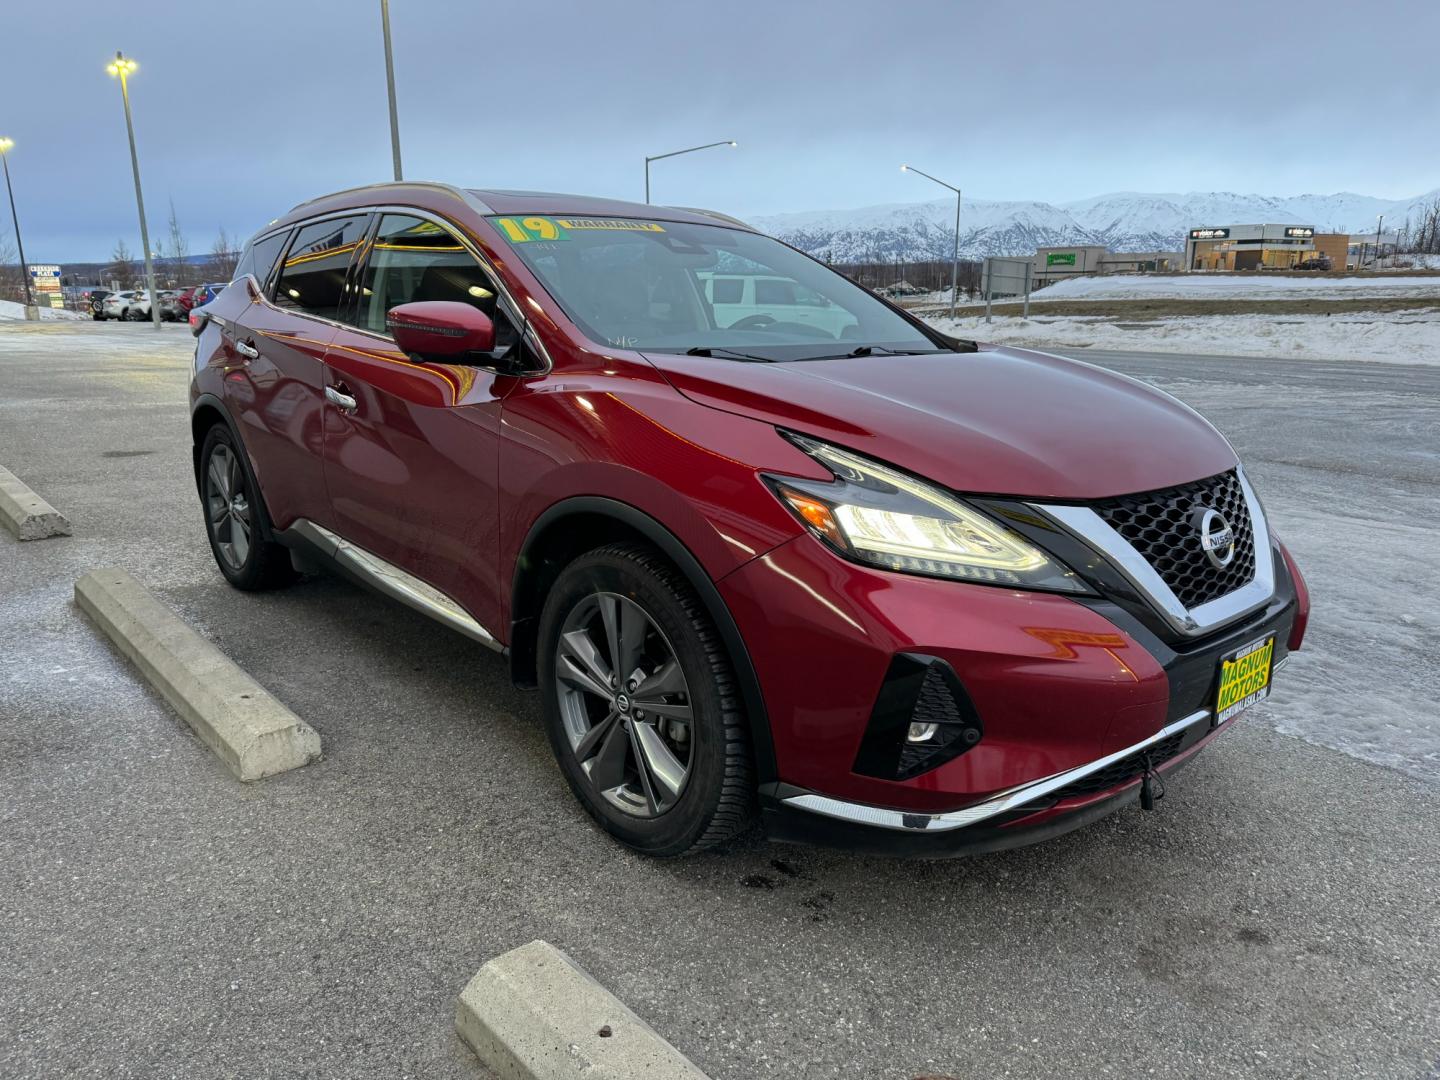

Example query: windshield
[488,215,942,361]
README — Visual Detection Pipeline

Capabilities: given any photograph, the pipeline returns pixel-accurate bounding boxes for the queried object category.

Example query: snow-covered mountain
[749,188,1439,262]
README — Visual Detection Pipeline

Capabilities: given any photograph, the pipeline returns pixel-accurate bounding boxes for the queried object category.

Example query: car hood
[640,345,1237,500]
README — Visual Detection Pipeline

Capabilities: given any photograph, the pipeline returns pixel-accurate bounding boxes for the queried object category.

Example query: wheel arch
[191,393,278,542]
[510,496,777,786]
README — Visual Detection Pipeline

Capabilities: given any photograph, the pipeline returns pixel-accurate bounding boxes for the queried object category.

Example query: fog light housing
[854,654,984,780]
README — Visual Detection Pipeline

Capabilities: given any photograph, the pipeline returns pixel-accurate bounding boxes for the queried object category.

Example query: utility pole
[900,164,962,318]
[644,140,736,204]
[1373,214,1384,271]
[107,52,161,329]
[0,138,37,318]
[380,0,403,181]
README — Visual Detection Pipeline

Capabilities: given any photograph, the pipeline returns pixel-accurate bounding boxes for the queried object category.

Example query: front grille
[1094,470,1256,609]
[1051,730,1187,800]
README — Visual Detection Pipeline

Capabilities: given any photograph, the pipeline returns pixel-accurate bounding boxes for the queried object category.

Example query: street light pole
[0,138,37,318]
[644,140,736,204]
[107,52,161,329]
[901,164,962,318]
[1373,214,1384,271]
[379,0,403,181]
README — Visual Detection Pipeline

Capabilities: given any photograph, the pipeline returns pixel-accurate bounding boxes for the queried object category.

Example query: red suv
[190,183,1309,857]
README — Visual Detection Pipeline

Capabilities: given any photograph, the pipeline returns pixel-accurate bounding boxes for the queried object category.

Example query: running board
[286,519,503,653]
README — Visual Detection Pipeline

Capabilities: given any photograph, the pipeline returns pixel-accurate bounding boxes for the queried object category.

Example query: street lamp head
[729,141,737,147]
[107,52,138,77]
[900,164,909,172]
[0,138,13,153]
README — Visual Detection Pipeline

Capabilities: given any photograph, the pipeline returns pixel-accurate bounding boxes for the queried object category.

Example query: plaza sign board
[1188,228,1229,241]
[28,264,62,293]
[1046,252,1077,266]
[1284,227,1315,238]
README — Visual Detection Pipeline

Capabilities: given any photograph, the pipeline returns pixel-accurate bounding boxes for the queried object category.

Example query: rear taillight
[189,310,208,336]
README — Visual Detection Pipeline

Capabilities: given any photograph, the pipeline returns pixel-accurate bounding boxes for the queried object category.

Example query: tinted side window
[272,215,368,321]
[232,231,288,288]
[355,214,519,353]
[711,277,743,303]
[755,278,797,305]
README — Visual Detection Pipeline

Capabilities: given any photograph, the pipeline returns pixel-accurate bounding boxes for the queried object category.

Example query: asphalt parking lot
[2,323,1437,1079]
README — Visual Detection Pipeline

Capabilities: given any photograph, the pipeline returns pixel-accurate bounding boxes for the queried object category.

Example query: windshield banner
[495,216,667,243]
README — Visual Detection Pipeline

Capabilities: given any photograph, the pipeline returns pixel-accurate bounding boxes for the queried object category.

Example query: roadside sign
[27,265,62,295]
[982,256,1034,323]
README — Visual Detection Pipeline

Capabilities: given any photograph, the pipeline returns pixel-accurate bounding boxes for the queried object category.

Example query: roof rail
[670,206,755,230]
[286,179,469,214]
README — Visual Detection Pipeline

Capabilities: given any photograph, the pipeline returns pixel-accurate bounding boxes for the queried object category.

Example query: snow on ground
[1030,273,1440,303]
[927,309,1440,365]
[0,300,84,321]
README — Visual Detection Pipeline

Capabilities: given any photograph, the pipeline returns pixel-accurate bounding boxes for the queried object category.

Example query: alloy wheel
[554,591,694,818]
[204,443,253,571]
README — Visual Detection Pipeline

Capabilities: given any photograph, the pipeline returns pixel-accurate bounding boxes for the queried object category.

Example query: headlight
[766,434,1089,594]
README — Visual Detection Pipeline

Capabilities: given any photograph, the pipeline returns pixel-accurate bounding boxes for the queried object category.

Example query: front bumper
[718,529,1302,855]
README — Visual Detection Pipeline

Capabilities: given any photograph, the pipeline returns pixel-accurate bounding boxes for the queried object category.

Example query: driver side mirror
[387,301,495,359]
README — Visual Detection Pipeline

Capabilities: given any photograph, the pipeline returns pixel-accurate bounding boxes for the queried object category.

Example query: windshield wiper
[801,345,951,361]
[684,346,776,363]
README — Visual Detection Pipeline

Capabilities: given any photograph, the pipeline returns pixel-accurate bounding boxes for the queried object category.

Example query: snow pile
[0,300,85,321]
[927,310,1440,366]
[1031,274,1440,303]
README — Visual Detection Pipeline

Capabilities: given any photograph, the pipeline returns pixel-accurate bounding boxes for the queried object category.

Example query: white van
[699,273,858,340]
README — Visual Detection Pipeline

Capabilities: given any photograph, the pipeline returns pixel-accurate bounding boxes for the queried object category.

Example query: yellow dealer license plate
[1215,635,1275,724]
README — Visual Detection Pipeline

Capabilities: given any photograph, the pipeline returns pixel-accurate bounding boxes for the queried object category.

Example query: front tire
[538,543,754,856]
[198,424,296,591]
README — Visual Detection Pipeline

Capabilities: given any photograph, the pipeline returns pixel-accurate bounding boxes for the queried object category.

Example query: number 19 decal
[495,216,568,243]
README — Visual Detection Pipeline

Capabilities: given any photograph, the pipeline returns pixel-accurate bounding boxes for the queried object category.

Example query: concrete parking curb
[75,568,321,781]
[456,940,711,1080]
[0,465,72,540]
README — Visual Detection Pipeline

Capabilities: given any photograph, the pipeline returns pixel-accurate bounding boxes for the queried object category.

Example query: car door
[319,211,524,636]
[223,214,368,532]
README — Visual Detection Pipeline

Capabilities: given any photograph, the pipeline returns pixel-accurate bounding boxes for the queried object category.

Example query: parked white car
[101,290,152,321]
[698,272,859,340]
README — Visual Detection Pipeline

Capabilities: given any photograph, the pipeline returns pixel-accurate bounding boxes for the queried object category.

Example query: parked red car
[189,183,1308,856]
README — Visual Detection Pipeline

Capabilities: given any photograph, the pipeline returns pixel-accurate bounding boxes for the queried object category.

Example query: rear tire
[198,423,297,591]
[538,543,755,856]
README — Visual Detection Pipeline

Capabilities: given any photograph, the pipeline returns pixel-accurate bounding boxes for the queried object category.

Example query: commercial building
[1183,225,1348,271]
[1032,245,1183,285]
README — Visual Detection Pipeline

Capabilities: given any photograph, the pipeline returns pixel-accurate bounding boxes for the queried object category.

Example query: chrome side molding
[1030,465,1275,639]
[783,708,1212,833]
[288,519,503,653]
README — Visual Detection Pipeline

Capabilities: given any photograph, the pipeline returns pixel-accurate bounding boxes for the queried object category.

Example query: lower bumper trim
[783,707,1211,833]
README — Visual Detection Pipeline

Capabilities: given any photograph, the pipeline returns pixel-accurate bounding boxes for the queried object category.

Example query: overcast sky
[3,0,1437,262]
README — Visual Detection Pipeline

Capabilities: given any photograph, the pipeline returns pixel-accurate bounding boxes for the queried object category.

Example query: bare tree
[0,233,23,303]
[166,200,189,284]
[1412,197,1440,254]
[110,238,137,289]
[208,227,238,281]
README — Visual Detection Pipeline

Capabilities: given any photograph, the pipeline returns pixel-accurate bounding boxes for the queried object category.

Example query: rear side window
[272,215,369,321]
[232,231,288,289]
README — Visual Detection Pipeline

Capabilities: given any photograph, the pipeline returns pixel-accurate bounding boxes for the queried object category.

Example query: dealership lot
[2,324,1437,1079]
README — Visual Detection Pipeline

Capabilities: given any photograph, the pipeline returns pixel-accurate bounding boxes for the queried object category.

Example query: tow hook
[1139,753,1166,811]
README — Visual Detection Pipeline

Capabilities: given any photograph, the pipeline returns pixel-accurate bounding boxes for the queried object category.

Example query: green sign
[1046,252,1077,266]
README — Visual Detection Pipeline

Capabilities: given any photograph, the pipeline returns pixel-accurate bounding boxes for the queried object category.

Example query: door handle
[325,385,358,412]
[234,340,259,360]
